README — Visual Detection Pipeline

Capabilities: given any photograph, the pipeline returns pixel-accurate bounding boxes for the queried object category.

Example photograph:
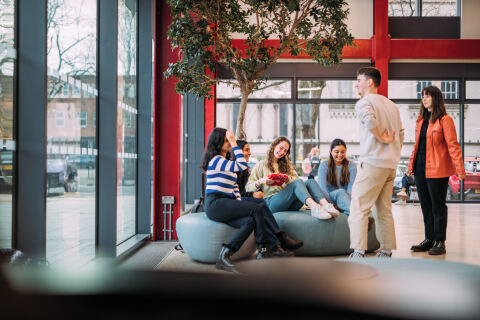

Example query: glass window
[466,81,480,99]
[151,8,155,230]
[217,80,291,99]
[117,0,137,245]
[463,104,480,201]
[0,0,15,248]
[77,111,87,128]
[389,80,459,99]
[216,103,294,165]
[295,104,321,177]
[422,0,457,16]
[298,80,357,99]
[388,0,459,16]
[388,0,417,17]
[46,0,97,268]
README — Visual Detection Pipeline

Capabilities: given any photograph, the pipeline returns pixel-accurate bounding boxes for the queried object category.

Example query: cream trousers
[348,162,397,251]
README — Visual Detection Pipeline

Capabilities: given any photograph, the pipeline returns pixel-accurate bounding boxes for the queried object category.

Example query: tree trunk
[302,104,320,158]
[236,88,251,140]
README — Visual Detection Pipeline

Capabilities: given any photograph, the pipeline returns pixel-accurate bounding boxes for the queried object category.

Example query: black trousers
[205,194,276,251]
[414,156,449,241]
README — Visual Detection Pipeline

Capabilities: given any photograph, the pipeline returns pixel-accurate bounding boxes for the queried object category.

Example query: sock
[354,249,365,255]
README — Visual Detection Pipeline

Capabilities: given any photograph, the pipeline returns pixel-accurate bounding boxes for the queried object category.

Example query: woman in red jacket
[407,86,466,255]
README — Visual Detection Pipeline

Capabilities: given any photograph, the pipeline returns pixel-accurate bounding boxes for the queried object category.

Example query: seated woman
[317,139,356,215]
[230,140,303,250]
[201,128,289,272]
[245,136,339,220]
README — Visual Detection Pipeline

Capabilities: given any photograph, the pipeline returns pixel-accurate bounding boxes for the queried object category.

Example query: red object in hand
[268,173,289,186]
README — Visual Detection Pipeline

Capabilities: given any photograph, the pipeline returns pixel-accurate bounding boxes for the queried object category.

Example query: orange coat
[408,114,465,178]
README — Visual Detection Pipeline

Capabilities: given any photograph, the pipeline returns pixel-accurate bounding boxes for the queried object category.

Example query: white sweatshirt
[355,93,404,169]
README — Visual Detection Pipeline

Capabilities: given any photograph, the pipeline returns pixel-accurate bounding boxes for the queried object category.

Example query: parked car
[448,156,480,200]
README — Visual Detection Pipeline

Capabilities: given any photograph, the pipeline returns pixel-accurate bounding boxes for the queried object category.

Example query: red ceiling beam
[391,39,480,59]
[230,39,372,60]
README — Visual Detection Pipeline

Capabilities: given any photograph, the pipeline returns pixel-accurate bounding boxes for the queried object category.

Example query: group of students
[201,67,466,272]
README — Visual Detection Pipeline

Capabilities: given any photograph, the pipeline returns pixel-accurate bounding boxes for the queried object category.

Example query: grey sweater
[355,93,404,169]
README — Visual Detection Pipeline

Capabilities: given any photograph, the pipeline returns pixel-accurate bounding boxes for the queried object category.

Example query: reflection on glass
[298,80,357,99]
[466,81,480,99]
[0,0,15,248]
[422,0,457,16]
[295,104,319,176]
[46,0,97,267]
[463,104,480,201]
[388,0,416,16]
[217,80,291,99]
[117,0,137,245]
[388,80,459,99]
[216,103,293,164]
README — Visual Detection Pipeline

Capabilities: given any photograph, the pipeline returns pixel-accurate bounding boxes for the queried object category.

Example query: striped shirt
[205,146,248,199]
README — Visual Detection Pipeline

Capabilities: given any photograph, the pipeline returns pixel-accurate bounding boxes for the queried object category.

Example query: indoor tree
[165,0,354,139]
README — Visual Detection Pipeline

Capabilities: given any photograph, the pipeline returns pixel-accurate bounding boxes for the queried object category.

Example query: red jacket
[408,114,465,178]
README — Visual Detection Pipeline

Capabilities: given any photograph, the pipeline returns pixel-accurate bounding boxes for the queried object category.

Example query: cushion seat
[274,211,380,256]
[176,212,257,263]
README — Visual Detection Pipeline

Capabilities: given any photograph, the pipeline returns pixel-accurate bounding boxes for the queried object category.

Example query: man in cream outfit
[348,67,404,258]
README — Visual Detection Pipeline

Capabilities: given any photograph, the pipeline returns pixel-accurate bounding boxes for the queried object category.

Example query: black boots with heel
[276,231,303,250]
[410,239,434,252]
[428,241,446,255]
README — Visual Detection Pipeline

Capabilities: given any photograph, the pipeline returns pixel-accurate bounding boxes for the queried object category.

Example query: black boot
[216,246,236,272]
[410,239,434,252]
[428,241,446,255]
[277,231,303,250]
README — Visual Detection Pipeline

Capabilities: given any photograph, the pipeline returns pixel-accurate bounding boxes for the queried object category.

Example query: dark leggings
[242,197,281,247]
[205,194,272,251]
[415,157,449,241]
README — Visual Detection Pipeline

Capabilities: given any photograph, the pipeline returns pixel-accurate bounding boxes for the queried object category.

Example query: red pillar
[204,76,216,146]
[153,0,182,240]
[372,0,390,97]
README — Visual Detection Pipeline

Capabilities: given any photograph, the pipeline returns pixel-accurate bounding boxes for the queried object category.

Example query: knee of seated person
[251,203,265,216]
[292,179,306,187]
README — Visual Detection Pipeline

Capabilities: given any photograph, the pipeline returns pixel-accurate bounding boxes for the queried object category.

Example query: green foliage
[164,0,354,99]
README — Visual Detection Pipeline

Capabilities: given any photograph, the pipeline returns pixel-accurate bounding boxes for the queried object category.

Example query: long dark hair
[200,127,227,170]
[327,138,350,188]
[420,86,447,123]
[266,136,295,175]
[231,140,250,191]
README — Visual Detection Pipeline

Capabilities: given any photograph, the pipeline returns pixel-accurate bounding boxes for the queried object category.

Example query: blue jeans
[265,179,328,213]
[329,189,351,215]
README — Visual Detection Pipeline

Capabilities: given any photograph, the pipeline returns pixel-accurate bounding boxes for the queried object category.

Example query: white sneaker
[397,190,407,197]
[395,199,407,205]
[322,203,340,217]
[311,205,332,220]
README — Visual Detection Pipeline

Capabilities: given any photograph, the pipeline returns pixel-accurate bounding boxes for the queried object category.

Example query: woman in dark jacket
[230,140,303,251]
[407,86,466,255]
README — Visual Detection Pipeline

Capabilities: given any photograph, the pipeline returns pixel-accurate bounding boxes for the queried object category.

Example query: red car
[448,157,480,200]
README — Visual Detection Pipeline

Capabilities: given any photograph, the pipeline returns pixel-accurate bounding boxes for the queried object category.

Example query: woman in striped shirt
[201,128,289,272]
